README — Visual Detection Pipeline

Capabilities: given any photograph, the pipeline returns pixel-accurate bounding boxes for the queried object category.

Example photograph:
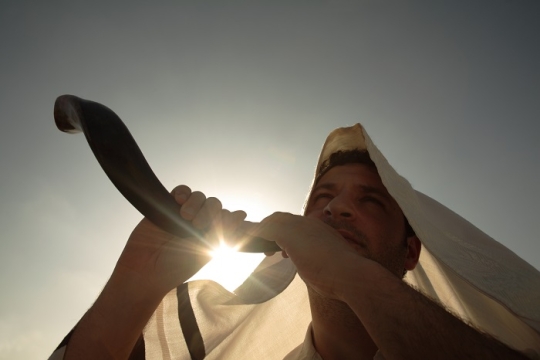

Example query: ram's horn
[54,95,281,253]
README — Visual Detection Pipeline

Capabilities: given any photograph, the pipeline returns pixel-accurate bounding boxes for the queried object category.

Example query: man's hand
[114,185,247,299]
[241,212,373,300]
[64,185,246,360]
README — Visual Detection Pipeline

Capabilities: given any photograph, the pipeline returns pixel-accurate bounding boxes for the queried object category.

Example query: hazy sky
[1,1,539,359]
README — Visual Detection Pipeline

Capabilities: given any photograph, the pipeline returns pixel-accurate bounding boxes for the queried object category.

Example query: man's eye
[313,193,332,201]
[362,196,384,207]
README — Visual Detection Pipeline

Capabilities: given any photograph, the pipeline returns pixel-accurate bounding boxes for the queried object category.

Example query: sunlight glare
[187,241,265,292]
[186,192,272,292]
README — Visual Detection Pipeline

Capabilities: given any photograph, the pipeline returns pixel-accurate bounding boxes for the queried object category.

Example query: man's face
[304,163,418,277]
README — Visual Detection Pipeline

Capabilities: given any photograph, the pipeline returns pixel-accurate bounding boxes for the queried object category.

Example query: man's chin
[344,239,370,258]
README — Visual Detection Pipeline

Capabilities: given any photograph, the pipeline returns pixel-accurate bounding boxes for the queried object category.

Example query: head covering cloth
[142,124,540,359]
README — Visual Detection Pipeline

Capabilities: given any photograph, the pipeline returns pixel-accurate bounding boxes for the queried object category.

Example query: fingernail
[175,191,188,202]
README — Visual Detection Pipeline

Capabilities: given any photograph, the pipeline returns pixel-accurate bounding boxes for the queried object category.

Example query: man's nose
[323,194,355,219]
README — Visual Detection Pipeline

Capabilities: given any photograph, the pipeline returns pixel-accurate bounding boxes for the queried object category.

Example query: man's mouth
[322,218,368,250]
[336,229,363,246]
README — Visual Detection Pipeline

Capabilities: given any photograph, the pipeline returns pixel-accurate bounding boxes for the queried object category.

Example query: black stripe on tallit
[177,282,206,360]
[128,334,146,360]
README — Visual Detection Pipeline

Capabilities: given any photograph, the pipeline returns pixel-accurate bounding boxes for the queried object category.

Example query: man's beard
[321,218,407,278]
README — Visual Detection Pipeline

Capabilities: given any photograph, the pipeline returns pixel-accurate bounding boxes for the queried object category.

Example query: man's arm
[339,257,529,359]
[61,268,165,359]
[60,185,246,360]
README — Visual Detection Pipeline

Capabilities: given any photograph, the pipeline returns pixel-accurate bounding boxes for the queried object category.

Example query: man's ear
[404,235,421,271]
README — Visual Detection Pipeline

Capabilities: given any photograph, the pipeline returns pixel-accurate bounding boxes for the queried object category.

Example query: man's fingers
[192,197,222,230]
[180,191,206,221]
[227,210,247,232]
[170,186,253,249]
[218,210,247,245]
[172,185,192,204]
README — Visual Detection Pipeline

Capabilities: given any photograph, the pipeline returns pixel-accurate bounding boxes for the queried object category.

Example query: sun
[187,240,265,292]
[185,191,274,292]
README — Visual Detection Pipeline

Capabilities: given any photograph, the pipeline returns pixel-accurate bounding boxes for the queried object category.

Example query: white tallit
[143,124,540,359]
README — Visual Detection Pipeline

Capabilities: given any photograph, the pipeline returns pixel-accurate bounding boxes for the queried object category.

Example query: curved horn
[54,95,280,253]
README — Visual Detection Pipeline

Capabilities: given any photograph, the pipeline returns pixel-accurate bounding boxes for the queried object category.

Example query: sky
[0,1,539,359]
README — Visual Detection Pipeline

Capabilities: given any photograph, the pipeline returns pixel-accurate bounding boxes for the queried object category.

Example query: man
[50,124,538,359]
[254,150,527,359]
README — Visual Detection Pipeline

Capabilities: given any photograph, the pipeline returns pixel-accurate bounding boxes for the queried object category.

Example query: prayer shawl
[50,124,540,359]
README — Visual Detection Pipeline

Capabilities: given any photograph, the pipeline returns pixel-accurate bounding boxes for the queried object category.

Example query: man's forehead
[311,163,403,212]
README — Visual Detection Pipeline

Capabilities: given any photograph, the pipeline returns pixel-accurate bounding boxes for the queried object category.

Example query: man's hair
[314,149,416,238]
[315,150,377,185]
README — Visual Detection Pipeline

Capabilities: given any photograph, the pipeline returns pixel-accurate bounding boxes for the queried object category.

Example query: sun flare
[187,241,265,292]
